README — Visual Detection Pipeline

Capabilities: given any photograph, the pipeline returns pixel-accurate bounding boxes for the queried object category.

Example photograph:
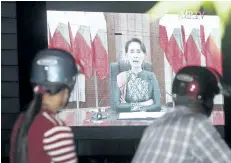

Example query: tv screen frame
[16,1,230,144]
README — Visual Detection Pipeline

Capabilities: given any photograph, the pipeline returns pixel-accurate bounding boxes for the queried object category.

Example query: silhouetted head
[172,66,229,116]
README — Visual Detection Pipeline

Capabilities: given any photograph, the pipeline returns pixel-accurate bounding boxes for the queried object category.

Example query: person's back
[132,66,231,163]
[10,48,80,163]
[132,106,231,163]
[11,109,76,163]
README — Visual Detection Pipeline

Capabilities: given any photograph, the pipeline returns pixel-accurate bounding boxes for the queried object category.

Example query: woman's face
[43,88,69,112]
[126,42,145,68]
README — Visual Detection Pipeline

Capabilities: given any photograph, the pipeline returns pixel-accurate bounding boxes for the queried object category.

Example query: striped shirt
[10,109,78,163]
[132,106,231,163]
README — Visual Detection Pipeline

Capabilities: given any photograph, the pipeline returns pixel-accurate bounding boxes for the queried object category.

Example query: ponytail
[14,86,44,163]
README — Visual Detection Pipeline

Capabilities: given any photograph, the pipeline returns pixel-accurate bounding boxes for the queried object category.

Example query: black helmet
[172,66,230,111]
[30,48,78,95]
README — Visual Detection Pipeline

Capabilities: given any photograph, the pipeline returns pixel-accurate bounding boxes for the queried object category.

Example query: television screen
[47,10,224,126]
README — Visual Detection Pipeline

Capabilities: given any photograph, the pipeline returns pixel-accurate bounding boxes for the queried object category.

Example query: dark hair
[14,90,43,163]
[125,38,146,54]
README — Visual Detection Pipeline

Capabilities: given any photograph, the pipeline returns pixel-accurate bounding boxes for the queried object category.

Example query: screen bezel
[17,1,229,142]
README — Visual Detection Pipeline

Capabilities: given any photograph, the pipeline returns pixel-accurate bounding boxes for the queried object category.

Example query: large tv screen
[47,10,224,126]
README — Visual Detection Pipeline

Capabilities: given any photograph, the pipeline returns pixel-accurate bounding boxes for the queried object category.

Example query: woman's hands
[131,103,146,112]
[139,99,154,106]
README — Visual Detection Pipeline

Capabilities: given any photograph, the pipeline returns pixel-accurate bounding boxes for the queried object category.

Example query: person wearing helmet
[10,49,79,163]
[132,66,231,163]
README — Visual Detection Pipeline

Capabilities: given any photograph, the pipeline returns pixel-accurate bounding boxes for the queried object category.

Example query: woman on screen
[115,38,161,112]
[10,49,79,163]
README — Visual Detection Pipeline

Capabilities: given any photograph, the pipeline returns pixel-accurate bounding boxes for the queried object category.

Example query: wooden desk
[57,107,225,126]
